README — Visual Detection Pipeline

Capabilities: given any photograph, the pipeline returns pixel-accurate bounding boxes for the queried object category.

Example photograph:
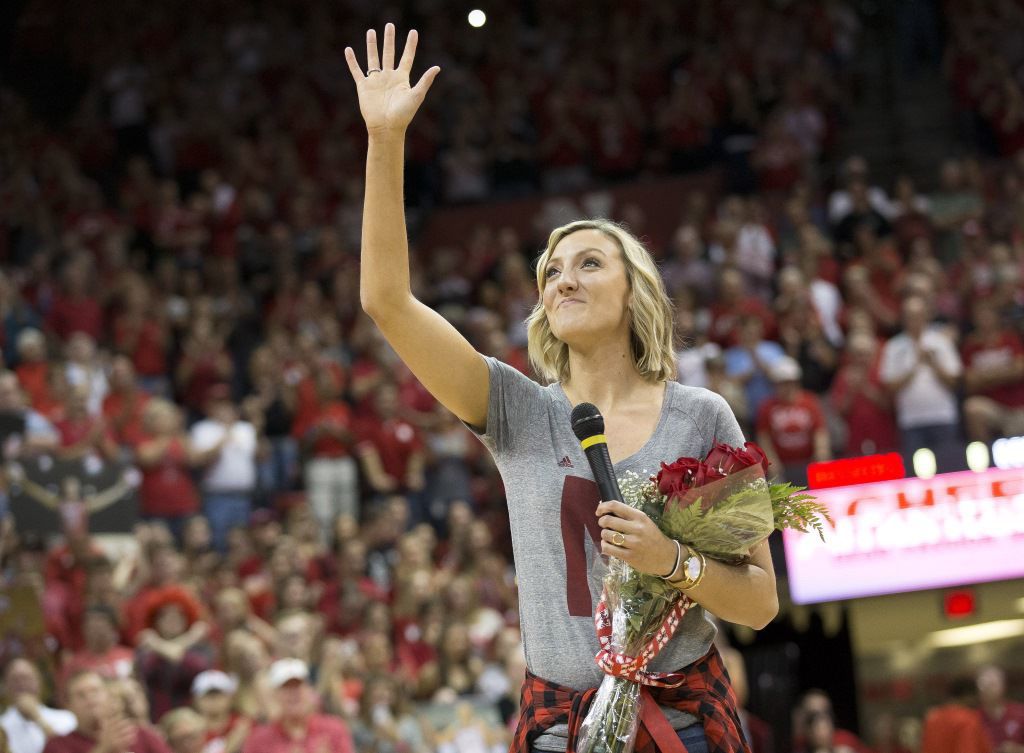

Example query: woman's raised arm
[347,24,489,429]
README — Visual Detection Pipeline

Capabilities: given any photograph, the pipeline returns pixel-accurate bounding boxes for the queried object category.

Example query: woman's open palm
[345,23,440,134]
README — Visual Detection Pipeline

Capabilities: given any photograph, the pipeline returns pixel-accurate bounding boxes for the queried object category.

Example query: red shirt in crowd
[178,352,229,413]
[204,714,249,751]
[829,365,899,455]
[46,294,104,342]
[293,363,346,427]
[55,414,109,449]
[962,330,1024,407]
[15,361,50,409]
[920,704,992,753]
[292,401,353,458]
[43,726,171,753]
[241,715,355,753]
[113,317,168,377]
[102,390,151,447]
[982,701,1024,751]
[356,418,424,482]
[756,391,826,463]
[138,437,200,517]
[707,300,776,348]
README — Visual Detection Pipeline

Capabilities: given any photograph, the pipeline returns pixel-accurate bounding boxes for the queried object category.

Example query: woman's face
[196,690,232,718]
[280,577,309,610]
[541,229,631,350]
[215,592,247,627]
[153,405,180,435]
[155,604,188,640]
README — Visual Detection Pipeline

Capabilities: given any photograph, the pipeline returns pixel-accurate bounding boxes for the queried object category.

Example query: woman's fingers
[382,22,396,70]
[595,500,636,519]
[344,47,363,81]
[601,539,629,558]
[366,28,381,72]
[411,66,441,100]
[601,529,629,546]
[597,514,632,532]
[397,29,418,74]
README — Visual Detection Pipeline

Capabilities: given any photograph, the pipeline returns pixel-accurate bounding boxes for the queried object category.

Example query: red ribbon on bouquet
[591,587,695,753]
[593,588,693,687]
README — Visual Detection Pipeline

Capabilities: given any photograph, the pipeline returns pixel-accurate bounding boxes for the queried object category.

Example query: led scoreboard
[782,452,1024,604]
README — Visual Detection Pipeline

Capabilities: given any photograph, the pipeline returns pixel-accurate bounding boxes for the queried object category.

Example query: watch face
[684,555,702,582]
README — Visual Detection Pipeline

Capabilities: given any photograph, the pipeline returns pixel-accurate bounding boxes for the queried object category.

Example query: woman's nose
[557,272,577,294]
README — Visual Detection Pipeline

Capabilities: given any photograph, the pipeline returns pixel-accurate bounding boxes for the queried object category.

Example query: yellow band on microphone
[580,434,607,450]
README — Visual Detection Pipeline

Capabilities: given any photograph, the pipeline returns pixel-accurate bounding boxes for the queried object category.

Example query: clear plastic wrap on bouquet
[575,464,776,753]
[575,556,682,753]
[659,464,775,562]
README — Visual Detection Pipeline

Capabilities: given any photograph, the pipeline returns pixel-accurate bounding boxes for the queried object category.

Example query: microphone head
[570,402,604,441]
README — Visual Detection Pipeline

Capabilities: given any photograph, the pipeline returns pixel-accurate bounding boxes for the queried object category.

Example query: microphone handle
[583,442,624,504]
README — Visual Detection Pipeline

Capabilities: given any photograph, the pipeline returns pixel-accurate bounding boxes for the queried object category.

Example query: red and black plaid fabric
[511,644,751,753]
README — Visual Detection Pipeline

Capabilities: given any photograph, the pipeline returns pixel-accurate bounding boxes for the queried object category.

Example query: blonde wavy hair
[525,219,676,384]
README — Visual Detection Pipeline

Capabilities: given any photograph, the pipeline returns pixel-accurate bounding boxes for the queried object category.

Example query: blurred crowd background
[1,0,1023,752]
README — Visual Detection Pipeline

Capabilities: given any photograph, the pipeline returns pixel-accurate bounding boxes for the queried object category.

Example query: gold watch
[669,546,707,590]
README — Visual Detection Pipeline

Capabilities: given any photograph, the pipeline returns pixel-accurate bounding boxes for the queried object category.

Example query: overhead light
[992,435,1024,469]
[966,442,990,472]
[912,448,936,479]
[925,619,1024,648]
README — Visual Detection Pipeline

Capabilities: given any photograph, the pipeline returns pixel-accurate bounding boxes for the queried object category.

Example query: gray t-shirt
[469,356,745,751]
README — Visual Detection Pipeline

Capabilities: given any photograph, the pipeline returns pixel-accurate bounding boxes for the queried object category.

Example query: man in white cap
[755,356,831,485]
[241,660,353,753]
[191,671,249,753]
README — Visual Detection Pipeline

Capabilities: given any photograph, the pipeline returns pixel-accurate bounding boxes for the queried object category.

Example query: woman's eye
[582,258,600,268]
[544,267,559,278]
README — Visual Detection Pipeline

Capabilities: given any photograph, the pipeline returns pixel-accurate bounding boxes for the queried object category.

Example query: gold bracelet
[667,545,707,590]
[689,549,708,590]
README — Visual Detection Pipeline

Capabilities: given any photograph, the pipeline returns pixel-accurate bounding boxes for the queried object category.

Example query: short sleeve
[936,334,963,376]
[49,709,77,736]
[878,339,899,382]
[711,390,746,448]
[189,422,218,451]
[464,356,545,455]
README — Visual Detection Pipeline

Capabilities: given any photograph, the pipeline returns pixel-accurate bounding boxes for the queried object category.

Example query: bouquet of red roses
[576,441,829,753]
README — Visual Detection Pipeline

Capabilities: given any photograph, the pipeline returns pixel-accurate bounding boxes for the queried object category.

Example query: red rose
[742,441,772,475]
[705,441,771,476]
[692,462,727,488]
[656,457,701,500]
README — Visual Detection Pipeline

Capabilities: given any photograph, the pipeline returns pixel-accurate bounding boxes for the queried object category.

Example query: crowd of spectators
[1,0,1024,752]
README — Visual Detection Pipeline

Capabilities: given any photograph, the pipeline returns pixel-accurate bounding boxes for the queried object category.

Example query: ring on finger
[611,531,626,547]
[367,68,382,74]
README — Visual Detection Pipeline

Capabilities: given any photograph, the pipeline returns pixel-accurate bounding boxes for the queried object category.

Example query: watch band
[668,545,707,590]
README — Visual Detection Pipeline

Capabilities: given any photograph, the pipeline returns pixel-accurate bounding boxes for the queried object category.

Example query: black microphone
[570,402,623,505]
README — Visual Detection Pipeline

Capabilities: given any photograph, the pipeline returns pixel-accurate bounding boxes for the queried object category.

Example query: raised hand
[345,23,440,135]
[96,717,136,753]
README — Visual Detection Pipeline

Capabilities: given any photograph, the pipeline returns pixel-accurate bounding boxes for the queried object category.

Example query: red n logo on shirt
[559,475,604,617]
